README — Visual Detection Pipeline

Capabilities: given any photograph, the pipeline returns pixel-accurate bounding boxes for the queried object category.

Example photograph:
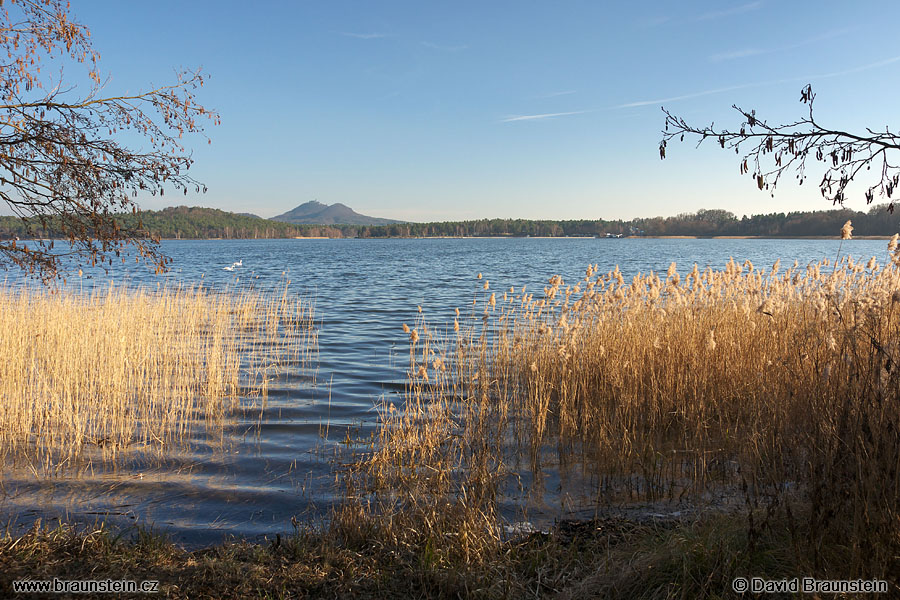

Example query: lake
[0,237,891,546]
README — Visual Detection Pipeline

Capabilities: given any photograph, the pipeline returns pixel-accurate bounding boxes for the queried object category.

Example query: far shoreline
[152,235,894,241]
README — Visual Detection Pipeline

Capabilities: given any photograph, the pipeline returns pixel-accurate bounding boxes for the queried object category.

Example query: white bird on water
[223,260,243,271]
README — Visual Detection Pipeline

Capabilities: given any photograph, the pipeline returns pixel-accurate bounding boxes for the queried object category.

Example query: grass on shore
[0,511,800,599]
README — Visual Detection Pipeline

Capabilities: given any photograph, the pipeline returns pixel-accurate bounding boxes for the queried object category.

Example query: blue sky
[61,1,900,221]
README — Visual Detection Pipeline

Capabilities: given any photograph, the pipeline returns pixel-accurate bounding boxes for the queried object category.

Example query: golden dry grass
[345,244,900,581]
[0,282,316,469]
[0,513,793,599]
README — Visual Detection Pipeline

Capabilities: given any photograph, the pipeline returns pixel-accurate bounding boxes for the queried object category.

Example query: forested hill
[0,207,322,240]
[1,204,899,240]
[125,207,307,239]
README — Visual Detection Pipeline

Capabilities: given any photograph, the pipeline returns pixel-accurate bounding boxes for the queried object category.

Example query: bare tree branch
[660,84,900,214]
[0,0,218,281]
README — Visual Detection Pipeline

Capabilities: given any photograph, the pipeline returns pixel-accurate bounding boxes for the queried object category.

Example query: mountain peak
[293,200,327,211]
[270,201,404,226]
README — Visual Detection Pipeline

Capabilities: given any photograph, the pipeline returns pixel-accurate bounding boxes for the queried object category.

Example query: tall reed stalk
[0,282,316,469]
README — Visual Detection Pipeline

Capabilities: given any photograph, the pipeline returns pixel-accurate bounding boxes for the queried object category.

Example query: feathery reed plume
[834,221,853,273]
[841,220,853,240]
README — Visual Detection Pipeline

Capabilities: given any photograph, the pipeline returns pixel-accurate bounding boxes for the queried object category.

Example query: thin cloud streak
[537,90,577,98]
[615,82,772,108]
[710,28,856,63]
[340,32,386,39]
[616,52,900,109]
[710,48,764,62]
[645,1,762,28]
[806,53,900,80]
[500,110,591,123]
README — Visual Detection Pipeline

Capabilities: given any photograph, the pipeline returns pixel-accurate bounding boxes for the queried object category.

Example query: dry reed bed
[0,282,316,468]
[346,246,900,578]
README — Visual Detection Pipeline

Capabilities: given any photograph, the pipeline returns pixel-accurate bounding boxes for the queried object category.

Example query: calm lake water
[0,237,892,546]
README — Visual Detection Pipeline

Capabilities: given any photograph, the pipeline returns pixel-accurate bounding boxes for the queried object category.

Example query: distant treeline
[352,206,900,238]
[2,204,899,240]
